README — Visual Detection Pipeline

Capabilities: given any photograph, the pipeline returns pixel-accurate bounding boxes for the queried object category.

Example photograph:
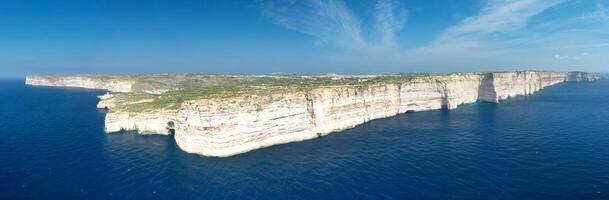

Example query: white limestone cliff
[25,71,599,157]
[26,75,134,92]
[104,111,176,135]
[174,71,579,156]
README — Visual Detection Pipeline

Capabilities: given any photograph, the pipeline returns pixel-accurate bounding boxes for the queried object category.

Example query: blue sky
[1,0,608,77]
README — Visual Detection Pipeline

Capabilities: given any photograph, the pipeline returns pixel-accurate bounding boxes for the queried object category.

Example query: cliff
[25,71,599,157]
[26,75,135,93]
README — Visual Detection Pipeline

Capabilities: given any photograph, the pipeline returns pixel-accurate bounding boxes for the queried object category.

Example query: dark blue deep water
[1,79,609,200]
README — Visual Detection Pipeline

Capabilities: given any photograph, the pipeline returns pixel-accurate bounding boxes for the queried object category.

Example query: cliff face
[172,71,595,157]
[26,76,135,93]
[25,71,599,157]
[104,112,176,135]
[173,74,485,156]
[483,71,569,103]
[567,71,600,82]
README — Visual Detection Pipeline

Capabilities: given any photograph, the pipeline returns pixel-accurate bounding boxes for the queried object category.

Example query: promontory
[25,71,599,157]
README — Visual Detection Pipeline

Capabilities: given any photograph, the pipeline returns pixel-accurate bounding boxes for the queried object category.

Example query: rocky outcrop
[26,75,134,92]
[25,71,599,157]
[104,111,176,135]
[481,71,568,103]
[173,71,597,157]
[567,71,600,82]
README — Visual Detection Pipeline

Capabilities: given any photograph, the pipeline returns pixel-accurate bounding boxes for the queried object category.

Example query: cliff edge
[26,71,599,157]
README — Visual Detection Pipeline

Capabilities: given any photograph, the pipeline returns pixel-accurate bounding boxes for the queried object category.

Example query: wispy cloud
[413,0,564,50]
[554,54,570,60]
[580,0,609,21]
[437,0,564,41]
[374,0,408,50]
[258,0,609,72]
[399,0,609,71]
[554,53,589,60]
[259,0,407,53]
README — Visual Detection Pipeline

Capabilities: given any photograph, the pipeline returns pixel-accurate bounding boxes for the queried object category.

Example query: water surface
[1,79,609,199]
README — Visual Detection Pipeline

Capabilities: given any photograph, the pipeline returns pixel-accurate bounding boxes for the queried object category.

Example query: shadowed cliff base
[478,73,498,103]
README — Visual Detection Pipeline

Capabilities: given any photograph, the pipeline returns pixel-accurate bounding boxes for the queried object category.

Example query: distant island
[25,71,599,157]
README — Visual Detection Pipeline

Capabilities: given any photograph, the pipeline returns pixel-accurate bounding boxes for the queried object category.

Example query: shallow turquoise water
[1,79,609,199]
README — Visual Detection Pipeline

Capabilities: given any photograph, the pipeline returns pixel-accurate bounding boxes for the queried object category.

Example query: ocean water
[1,79,609,200]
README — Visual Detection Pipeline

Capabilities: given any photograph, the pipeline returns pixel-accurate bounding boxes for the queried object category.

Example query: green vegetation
[104,74,426,112]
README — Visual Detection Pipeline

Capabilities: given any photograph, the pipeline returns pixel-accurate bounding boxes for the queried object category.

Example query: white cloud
[374,0,408,50]
[398,0,609,71]
[399,0,563,69]
[582,0,609,21]
[259,0,407,53]
[258,0,609,72]
[438,0,564,41]
[259,0,365,49]
[554,54,569,60]
[432,0,566,47]
[554,52,590,60]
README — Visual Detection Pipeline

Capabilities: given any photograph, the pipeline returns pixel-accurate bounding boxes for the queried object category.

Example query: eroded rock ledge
[26,71,599,157]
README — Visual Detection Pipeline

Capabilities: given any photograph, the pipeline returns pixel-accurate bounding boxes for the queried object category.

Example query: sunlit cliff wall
[26,71,598,157]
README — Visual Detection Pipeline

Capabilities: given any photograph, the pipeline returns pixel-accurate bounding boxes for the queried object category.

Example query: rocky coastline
[26,71,599,157]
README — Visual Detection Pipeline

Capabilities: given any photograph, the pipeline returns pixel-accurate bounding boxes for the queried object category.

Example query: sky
[1,0,608,77]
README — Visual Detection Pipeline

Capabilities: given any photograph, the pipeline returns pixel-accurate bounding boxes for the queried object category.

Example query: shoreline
[25,71,600,157]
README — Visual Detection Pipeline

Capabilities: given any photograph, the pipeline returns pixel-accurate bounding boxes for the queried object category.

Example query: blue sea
[1,79,609,199]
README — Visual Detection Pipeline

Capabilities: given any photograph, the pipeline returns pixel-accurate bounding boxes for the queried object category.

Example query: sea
[1,78,609,200]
